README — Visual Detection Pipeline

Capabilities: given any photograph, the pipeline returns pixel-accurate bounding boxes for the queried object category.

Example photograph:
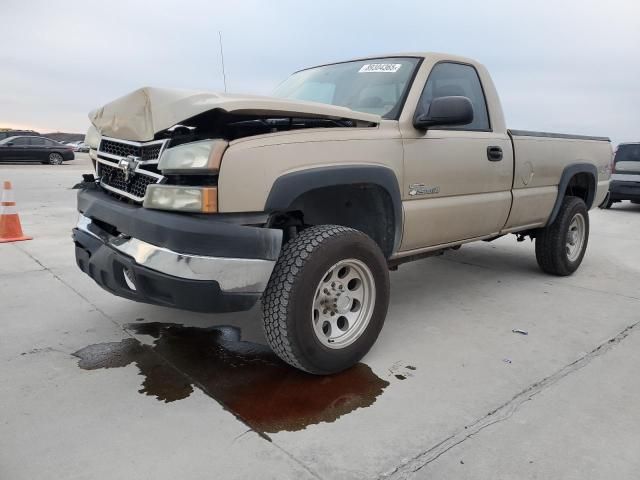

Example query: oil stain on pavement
[73,322,389,434]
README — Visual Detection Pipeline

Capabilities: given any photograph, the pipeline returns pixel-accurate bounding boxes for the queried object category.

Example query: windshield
[273,57,421,119]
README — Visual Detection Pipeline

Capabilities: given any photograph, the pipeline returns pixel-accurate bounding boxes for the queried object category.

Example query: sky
[1,0,638,145]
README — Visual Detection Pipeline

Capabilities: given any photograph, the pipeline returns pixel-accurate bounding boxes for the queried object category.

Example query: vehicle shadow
[604,201,640,212]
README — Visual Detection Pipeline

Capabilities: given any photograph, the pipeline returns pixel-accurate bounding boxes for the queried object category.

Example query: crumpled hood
[89,86,381,142]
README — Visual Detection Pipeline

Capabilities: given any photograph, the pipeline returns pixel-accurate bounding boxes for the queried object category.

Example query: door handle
[487,146,503,161]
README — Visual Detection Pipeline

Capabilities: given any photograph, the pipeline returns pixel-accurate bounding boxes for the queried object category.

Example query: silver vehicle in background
[66,141,90,152]
[602,143,640,209]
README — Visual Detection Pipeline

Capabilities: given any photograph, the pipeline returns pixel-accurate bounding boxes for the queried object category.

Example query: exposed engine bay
[158,110,365,147]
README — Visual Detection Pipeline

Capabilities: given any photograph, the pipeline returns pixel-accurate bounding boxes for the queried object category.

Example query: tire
[48,152,64,165]
[262,225,390,374]
[600,196,614,209]
[535,196,589,276]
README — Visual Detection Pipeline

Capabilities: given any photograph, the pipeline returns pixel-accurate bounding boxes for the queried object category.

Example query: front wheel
[535,196,589,276]
[48,152,64,165]
[262,225,390,374]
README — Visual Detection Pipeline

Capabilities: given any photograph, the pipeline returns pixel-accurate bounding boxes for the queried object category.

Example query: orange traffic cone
[0,181,32,243]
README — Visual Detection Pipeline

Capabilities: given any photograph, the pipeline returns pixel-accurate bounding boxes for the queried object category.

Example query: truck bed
[503,129,612,231]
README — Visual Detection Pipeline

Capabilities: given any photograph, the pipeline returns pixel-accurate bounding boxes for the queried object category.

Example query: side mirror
[413,96,474,130]
[5,142,14,146]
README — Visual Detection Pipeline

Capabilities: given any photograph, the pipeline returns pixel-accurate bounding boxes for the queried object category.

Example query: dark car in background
[602,143,640,209]
[0,129,41,141]
[0,136,75,164]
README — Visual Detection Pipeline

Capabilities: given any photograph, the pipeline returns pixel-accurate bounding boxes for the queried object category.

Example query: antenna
[218,31,227,93]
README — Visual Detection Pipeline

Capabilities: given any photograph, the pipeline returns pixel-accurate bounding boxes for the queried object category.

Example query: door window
[30,137,45,145]
[417,62,490,131]
[12,137,29,146]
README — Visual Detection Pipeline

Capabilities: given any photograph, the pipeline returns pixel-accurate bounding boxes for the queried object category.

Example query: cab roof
[295,52,481,73]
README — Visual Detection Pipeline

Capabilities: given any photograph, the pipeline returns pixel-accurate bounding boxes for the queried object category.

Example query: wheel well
[565,172,595,206]
[277,184,396,258]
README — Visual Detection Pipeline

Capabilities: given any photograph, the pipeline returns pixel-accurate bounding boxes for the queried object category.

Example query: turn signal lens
[143,185,217,213]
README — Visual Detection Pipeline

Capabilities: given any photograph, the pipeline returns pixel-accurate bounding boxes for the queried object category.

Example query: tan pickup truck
[74,52,612,374]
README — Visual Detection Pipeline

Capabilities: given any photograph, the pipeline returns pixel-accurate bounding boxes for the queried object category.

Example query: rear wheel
[262,225,390,374]
[535,196,589,276]
[600,196,614,209]
[48,152,64,165]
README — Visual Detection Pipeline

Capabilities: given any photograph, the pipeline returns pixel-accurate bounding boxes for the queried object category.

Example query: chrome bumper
[76,214,276,294]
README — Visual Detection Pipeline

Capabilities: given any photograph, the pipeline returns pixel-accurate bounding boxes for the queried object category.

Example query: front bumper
[609,180,640,202]
[73,187,282,313]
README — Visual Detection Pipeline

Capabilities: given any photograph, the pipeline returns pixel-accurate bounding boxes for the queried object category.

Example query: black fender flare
[547,163,597,225]
[265,165,403,253]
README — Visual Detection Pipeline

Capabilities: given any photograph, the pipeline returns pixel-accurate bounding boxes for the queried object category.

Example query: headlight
[158,139,228,174]
[85,125,100,149]
[143,185,217,213]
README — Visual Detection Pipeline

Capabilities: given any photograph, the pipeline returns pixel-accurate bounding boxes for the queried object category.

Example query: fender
[547,163,597,225]
[265,165,403,253]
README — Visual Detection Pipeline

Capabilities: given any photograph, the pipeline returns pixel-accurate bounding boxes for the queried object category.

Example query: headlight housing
[84,125,100,149]
[158,139,228,174]
[85,125,100,170]
[143,185,217,213]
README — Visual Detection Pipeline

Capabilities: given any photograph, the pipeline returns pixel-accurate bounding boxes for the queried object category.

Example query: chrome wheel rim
[311,258,376,349]
[566,213,586,262]
[50,153,63,164]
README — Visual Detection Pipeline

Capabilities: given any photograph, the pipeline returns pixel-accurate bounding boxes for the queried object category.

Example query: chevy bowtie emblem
[118,155,141,182]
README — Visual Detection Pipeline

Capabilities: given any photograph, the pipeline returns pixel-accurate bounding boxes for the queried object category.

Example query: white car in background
[66,141,90,152]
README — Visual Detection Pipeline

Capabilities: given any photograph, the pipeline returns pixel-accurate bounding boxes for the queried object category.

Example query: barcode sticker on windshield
[358,63,402,73]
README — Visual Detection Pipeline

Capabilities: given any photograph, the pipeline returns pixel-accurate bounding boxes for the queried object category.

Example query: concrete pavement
[1,155,639,479]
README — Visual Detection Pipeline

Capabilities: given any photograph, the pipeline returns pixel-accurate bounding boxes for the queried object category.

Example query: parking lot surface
[2,155,639,479]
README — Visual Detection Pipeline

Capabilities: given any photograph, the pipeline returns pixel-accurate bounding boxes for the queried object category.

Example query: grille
[98,162,158,200]
[96,136,166,202]
[100,139,140,158]
[99,139,164,161]
[142,144,163,161]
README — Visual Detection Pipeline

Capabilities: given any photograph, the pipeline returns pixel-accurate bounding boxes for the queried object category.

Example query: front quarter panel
[217,122,403,213]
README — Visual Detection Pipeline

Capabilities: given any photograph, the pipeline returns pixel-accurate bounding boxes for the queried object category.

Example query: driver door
[400,62,513,251]
[1,137,29,161]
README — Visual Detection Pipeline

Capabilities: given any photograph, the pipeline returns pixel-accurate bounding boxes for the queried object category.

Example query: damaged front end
[74,87,381,312]
[84,87,380,208]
